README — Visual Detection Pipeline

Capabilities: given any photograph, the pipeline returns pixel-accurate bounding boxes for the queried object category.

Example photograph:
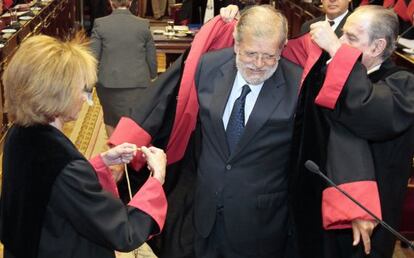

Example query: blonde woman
[0,34,167,258]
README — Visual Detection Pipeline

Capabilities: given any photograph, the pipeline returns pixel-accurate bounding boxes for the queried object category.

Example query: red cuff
[315,45,361,109]
[108,117,151,170]
[89,155,119,197]
[129,177,167,234]
[322,181,382,229]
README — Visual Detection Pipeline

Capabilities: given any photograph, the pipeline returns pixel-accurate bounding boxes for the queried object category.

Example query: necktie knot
[328,20,335,27]
[240,84,251,100]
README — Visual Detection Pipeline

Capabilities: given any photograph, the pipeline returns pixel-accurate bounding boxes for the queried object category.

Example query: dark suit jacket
[193,48,303,256]
[300,11,351,36]
[90,9,157,89]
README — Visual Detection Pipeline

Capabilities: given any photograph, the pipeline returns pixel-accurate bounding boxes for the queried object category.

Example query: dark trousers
[194,211,277,258]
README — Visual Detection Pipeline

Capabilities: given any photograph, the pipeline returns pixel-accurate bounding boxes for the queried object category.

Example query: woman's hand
[141,146,167,185]
[100,143,137,166]
[220,4,240,23]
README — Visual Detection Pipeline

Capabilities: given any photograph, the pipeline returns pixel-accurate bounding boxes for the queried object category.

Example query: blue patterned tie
[226,85,251,153]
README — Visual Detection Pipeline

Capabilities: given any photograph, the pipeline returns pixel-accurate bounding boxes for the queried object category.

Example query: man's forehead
[344,14,370,32]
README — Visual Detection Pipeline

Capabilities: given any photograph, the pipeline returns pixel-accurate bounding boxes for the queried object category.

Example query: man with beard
[110,6,302,257]
[192,5,303,257]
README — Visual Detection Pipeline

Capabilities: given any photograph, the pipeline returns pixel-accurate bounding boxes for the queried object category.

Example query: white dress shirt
[222,72,264,129]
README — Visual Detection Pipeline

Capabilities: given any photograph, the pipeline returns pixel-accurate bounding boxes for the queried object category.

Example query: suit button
[226,164,232,170]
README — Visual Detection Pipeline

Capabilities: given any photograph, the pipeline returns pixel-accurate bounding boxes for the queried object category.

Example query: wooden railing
[0,0,77,137]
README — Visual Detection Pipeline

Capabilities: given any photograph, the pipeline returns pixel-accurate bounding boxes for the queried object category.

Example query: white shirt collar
[326,10,348,31]
[367,64,381,74]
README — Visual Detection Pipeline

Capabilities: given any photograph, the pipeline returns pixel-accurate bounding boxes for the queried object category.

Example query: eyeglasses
[83,86,94,106]
[238,50,280,64]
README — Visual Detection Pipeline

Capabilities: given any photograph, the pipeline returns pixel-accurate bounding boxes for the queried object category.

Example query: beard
[236,55,278,85]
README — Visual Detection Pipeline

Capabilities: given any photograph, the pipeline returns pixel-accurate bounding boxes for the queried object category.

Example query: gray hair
[353,5,398,60]
[234,5,288,50]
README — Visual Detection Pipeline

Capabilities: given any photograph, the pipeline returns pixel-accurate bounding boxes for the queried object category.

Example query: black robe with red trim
[0,124,167,258]
[283,34,414,257]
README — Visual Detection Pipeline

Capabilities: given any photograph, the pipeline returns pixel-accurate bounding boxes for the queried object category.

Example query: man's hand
[220,4,240,23]
[352,219,378,254]
[309,21,342,57]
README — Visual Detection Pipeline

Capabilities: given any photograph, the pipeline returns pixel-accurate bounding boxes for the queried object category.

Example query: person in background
[300,0,351,36]
[90,0,157,137]
[0,34,168,258]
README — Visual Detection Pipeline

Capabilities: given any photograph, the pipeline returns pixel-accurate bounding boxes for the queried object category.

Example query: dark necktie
[328,20,335,27]
[226,85,251,153]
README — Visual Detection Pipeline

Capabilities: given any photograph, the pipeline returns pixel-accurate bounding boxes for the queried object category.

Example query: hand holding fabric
[141,146,167,185]
[310,21,342,57]
[220,5,240,23]
[351,219,378,254]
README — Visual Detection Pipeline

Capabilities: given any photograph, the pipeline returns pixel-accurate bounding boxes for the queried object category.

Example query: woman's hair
[3,33,97,126]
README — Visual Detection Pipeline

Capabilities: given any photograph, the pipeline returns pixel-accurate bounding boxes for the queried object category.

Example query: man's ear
[371,38,386,57]
[234,42,239,54]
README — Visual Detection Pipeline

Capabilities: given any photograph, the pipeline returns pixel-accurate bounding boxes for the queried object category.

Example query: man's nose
[253,56,265,68]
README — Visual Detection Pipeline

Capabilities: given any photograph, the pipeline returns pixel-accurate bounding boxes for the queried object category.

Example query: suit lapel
[230,64,286,158]
[209,57,237,157]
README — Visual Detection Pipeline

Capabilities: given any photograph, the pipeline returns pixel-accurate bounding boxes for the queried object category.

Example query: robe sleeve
[89,155,119,197]
[322,181,382,229]
[329,60,414,141]
[49,159,167,251]
[307,43,414,141]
